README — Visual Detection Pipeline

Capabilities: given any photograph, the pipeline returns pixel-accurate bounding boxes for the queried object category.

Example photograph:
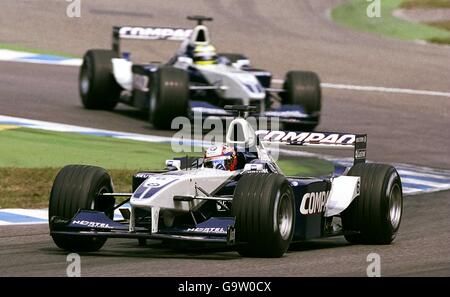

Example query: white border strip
[0,49,82,66]
[321,83,450,98]
[1,49,448,97]
[272,79,450,98]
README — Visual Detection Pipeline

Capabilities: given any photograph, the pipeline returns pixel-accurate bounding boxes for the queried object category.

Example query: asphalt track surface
[0,0,449,276]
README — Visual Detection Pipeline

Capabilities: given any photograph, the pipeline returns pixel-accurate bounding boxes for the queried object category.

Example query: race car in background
[49,106,403,257]
[79,16,322,130]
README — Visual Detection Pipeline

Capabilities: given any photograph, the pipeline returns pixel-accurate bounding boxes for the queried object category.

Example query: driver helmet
[203,144,237,171]
[192,44,217,65]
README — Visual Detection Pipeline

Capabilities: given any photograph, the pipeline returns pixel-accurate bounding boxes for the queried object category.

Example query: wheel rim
[80,65,90,95]
[92,186,109,211]
[389,183,402,229]
[277,192,293,240]
[150,90,157,116]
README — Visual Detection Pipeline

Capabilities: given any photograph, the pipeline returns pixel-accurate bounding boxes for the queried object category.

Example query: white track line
[271,79,450,98]
[400,178,450,189]
[321,83,450,98]
[2,49,449,98]
[398,169,450,181]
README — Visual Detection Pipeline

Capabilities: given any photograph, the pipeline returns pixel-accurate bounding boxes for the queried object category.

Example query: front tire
[79,49,121,110]
[149,67,189,130]
[232,173,295,257]
[342,163,403,244]
[49,165,115,252]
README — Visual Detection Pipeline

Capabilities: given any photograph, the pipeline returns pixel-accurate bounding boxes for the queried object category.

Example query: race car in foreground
[49,106,403,257]
[79,16,321,130]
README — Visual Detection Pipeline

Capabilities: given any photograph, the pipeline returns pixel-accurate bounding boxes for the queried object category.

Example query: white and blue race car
[49,106,403,258]
[79,16,322,130]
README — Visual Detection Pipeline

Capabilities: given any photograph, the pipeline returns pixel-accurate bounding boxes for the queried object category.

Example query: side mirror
[177,56,193,66]
[165,160,181,171]
[232,59,251,69]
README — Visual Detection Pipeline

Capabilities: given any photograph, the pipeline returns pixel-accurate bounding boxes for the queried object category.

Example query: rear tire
[49,165,115,252]
[342,163,403,244]
[149,67,189,130]
[282,71,321,131]
[79,49,121,110]
[232,173,295,257]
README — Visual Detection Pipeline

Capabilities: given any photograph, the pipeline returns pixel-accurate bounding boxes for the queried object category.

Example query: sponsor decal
[135,177,178,199]
[257,131,356,145]
[300,191,330,215]
[250,164,260,170]
[119,27,192,41]
[143,176,176,187]
[243,163,269,174]
[243,163,264,171]
[356,135,367,143]
[187,227,226,233]
[72,220,113,229]
[355,149,367,159]
[135,172,152,179]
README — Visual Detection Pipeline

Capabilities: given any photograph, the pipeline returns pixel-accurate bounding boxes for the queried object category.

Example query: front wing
[51,210,237,245]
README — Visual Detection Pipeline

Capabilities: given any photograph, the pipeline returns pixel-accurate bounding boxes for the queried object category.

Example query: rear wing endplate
[112,26,192,53]
[256,130,367,165]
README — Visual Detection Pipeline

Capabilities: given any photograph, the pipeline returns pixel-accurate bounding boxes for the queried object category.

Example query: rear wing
[256,130,367,165]
[112,26,192,53]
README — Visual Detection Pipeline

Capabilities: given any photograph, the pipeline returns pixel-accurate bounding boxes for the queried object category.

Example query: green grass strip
[0,127,335,208]
[0,127,185,169]
[332,0,450,43]
[400,0,450,9]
